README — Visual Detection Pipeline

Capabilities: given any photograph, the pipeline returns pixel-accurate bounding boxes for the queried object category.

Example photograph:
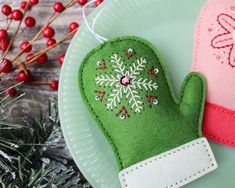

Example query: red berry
[58,54,65,65]
[95,0,103,7]
[50,80,59,91]
[17,70,32,82]
[54,2,65,13]
[46,38,56,47]
[0,29,8,40]
[5,87,17,97]
[20,1,28,10]
[36,53,48,64]
[11,9,23,21]
[20,41,32,53]
[0,59,12,73]
[29,0,39,6]
[26,53,33,61]
[24,16,36,28]
[1,39,10,51]
[1,5,12,16]
[77,0,88,6]
[69,22,79,32]
[43,26,55,38]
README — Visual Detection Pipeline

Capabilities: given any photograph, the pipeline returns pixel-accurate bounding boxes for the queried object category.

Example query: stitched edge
[119,138,216,188]
[179,74,205,137]
[207,102,235,117]
[192,0,235,144]
[79,36,206,169]
[204,102,235,146]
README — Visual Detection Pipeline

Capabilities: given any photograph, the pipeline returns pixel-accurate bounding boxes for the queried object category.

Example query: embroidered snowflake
[95,53,158,113]
[211,13,235,67]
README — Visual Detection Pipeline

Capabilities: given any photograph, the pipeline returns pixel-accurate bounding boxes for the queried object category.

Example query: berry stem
[5,18,12,30]
[0,81,23,95]
[2,1,30,59]
[27,81,51,85]
[25,28,77,65]
[3,93,26,108]
[2,79,52,86]
[11,0,76,64]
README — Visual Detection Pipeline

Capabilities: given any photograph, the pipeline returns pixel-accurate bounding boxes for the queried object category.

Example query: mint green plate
[58,0,235,187]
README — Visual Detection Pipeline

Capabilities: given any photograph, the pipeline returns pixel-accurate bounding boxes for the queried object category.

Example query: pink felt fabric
[192,0,235,147]
[203,102,235,147]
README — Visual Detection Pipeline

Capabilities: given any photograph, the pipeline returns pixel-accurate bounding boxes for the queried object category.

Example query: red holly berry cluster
[0,0,103,97]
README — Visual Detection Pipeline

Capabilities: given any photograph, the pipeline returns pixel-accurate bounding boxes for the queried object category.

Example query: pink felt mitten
[192,0,235,148]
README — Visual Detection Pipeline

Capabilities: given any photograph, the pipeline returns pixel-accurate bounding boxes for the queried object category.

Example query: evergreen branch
[0,100,88,187]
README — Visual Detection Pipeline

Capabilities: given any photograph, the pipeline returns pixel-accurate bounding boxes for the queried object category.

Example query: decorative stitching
[80,37,206,169]
[206,102,235,117]
[193,0,235,144]
[210,13,235,67]
[204,102,235,146]
[120,139,215,188]
[117,106,130,120]
[96,53,158,114]
[205,133,235,145]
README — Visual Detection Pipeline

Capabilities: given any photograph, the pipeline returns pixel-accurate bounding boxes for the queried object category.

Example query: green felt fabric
[78,36,206,170]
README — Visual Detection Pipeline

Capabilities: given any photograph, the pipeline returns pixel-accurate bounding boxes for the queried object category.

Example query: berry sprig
[0,0,103,92]
[11,0,78,64]
[2,1,31,58]
[0,82,25,106]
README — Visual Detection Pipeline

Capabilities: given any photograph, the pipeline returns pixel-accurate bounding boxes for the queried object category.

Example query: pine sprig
[0,100,90,188]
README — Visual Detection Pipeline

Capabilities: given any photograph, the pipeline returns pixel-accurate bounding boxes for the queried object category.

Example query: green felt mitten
[78,36,217,188]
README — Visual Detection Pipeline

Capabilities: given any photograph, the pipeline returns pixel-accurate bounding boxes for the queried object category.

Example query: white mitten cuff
[119,138,217,188]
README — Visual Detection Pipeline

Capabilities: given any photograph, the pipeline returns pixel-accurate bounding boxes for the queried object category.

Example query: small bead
[120,76,131,86]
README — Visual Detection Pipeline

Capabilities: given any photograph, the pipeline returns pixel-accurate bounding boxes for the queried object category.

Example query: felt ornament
[192,0,235,148]
[79,36,217,188]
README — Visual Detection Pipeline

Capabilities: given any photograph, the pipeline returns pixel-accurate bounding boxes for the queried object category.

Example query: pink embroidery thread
[96,60,107,70]
[147,96,157,108]
[148,66,159,77]
[211,13,235,67]
[117,106,130,118]
[95,90,105,101]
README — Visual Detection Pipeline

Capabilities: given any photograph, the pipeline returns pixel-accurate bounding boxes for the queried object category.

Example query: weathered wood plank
[0,1,93,117]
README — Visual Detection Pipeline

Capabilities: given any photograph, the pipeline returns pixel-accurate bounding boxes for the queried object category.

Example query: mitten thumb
[180,72,206,129]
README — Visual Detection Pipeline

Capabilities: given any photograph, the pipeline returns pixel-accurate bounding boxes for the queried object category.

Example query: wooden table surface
[0,0,93,118]
[0,0,94,187]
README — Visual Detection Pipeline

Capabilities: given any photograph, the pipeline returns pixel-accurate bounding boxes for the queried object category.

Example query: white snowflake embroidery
[95,54,158,113]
